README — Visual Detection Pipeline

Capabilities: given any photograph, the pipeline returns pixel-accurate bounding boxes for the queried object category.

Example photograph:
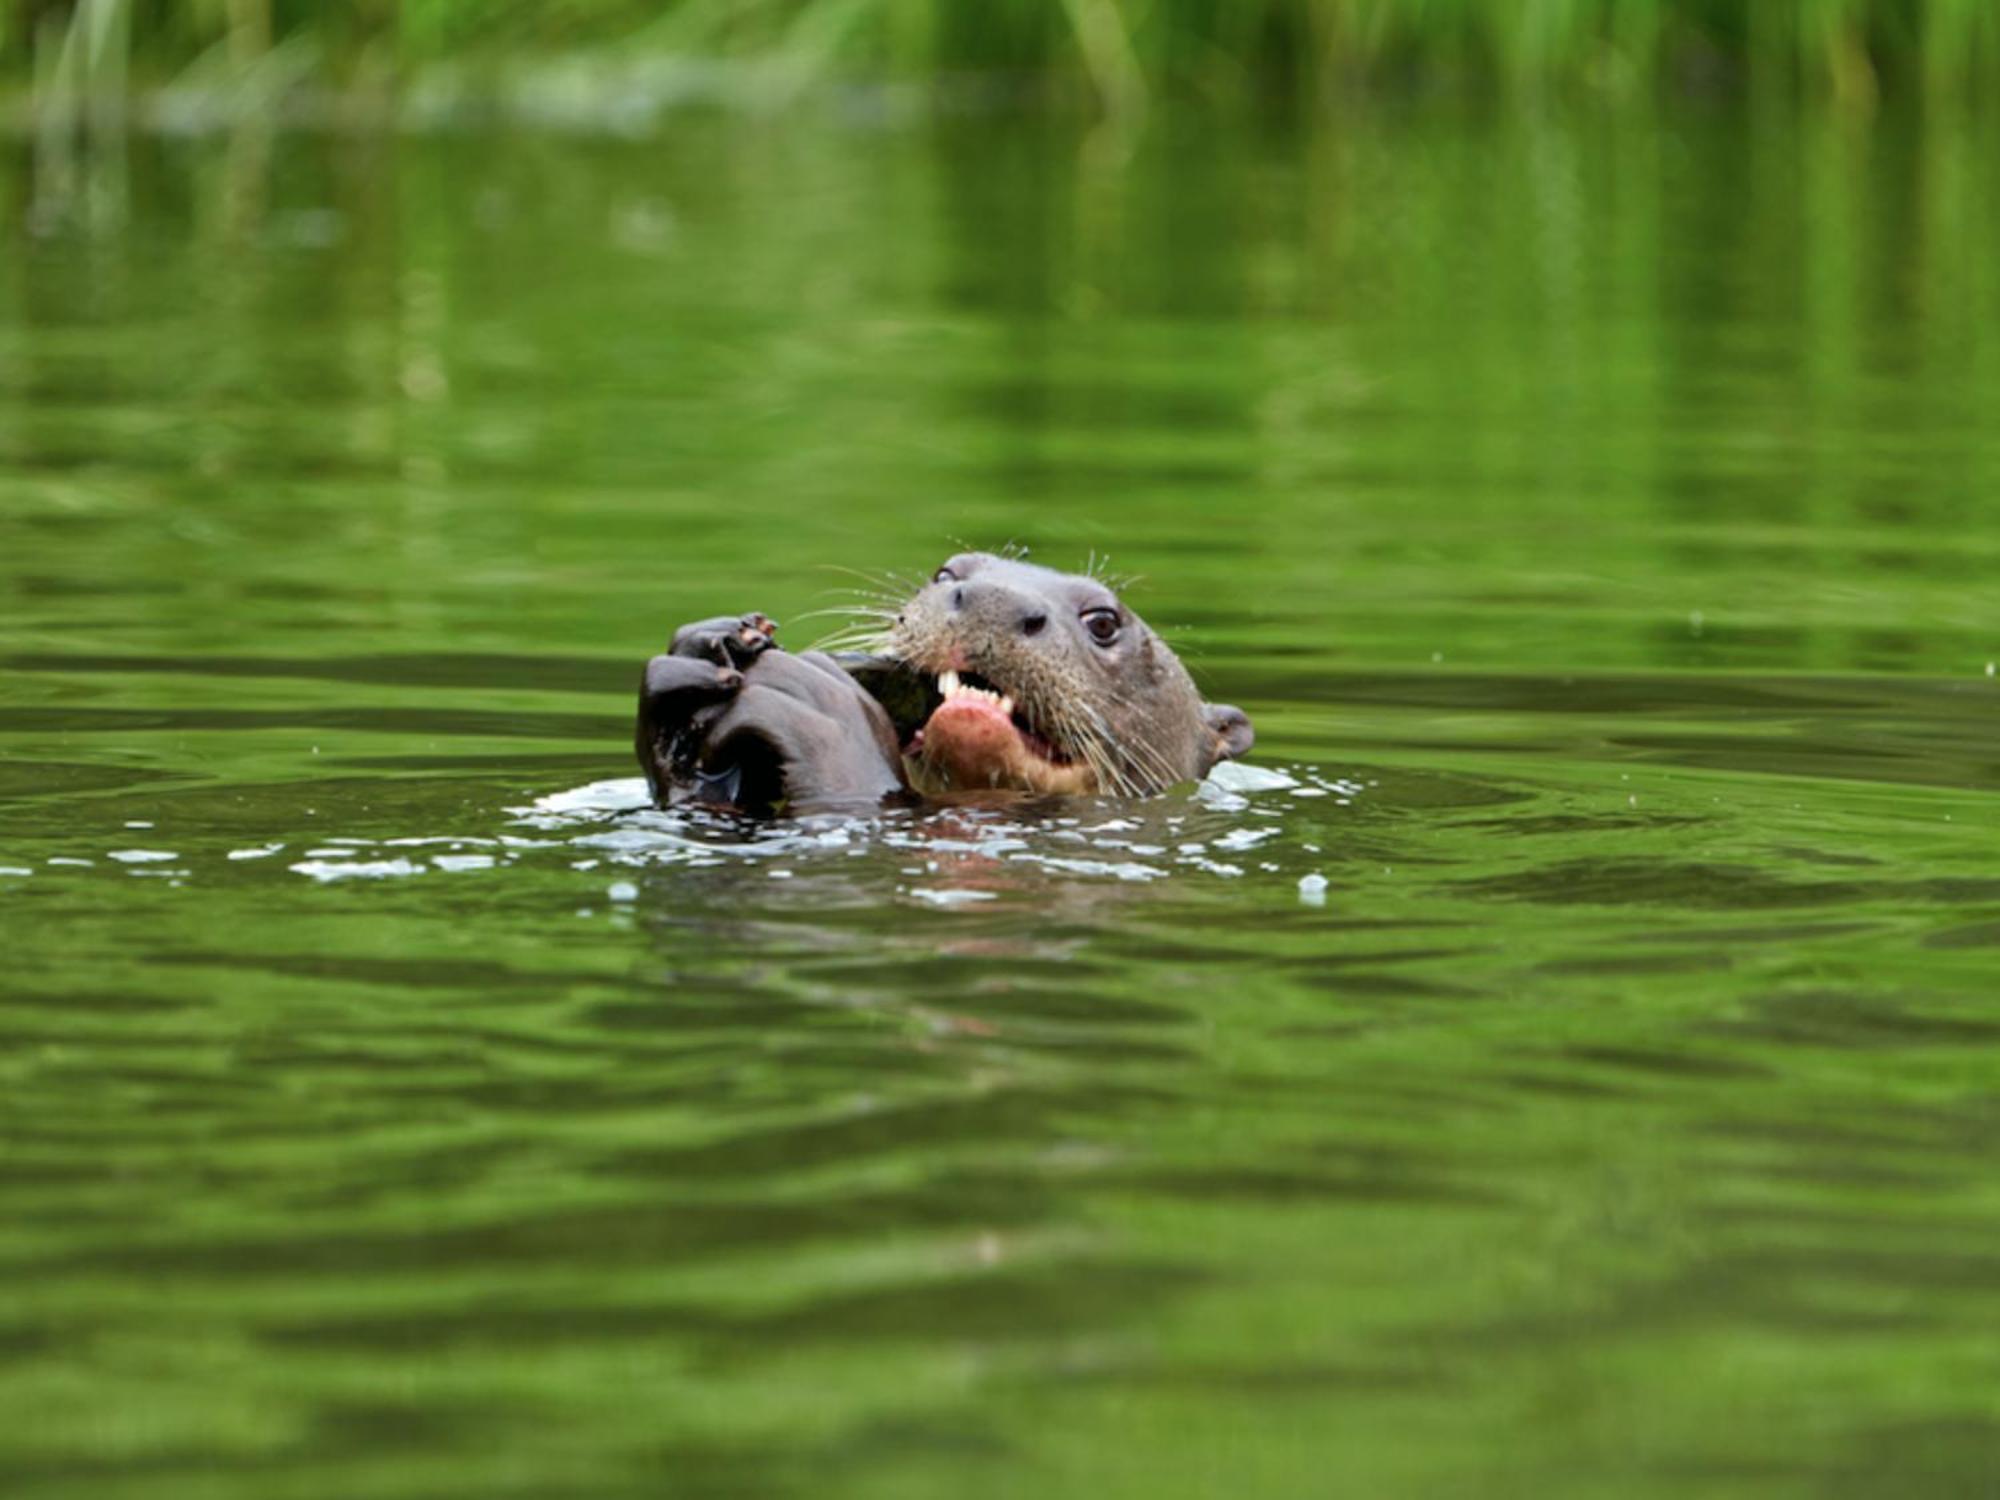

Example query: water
[3,103,1999,1498]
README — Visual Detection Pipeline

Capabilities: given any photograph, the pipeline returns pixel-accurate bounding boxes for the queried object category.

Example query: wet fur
[881,554,1247,797]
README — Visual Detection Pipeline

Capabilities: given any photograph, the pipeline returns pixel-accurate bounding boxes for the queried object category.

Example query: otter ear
[1198,702,1254,774]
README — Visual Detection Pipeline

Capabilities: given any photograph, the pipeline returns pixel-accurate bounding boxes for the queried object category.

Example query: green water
[3,104,1999,1498]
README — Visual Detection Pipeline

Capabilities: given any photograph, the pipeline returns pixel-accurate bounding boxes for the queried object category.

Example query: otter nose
[949,581,1049,638]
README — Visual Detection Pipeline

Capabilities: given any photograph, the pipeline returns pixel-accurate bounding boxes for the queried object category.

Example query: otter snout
[949,579,1053,642]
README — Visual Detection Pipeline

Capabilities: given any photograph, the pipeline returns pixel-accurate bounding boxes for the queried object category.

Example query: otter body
[636,553,1253,816]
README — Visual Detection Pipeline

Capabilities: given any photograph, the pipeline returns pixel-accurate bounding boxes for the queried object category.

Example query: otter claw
[671,612,780,670]
[734,614,778,657]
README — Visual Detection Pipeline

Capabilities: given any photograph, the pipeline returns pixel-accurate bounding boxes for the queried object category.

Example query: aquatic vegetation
[6,0,2000,121]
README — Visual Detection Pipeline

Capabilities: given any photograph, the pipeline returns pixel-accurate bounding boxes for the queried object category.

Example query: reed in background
[4,0,1998,122]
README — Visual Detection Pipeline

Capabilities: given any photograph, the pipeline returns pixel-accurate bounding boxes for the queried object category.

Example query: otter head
[882,552,1253,797]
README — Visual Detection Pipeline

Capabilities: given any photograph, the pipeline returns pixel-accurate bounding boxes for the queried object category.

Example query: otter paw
[670,612,779,670]
[634,653,750,806]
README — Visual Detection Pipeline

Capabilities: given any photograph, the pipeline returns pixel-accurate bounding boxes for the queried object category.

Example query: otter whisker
[808,630,892,655]
[1074,695,1180,793]
[809,587,910,606]
[1109,715,1187,792]
[1074,692,1166,795]
[1057,701,1138,796]
[804,593,908,620]
[1077,730,1128,795]
[789,604,899,625]
[814,563,924,602]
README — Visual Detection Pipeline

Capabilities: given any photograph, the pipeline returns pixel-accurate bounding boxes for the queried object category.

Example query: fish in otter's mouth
[906,667,1091,795]
[844,552,1255,799]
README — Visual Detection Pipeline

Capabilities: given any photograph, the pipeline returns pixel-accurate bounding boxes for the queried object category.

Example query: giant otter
[635,552,1253,815]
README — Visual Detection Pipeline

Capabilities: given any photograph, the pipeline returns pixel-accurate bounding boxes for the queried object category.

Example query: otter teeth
[937,671,1016,716]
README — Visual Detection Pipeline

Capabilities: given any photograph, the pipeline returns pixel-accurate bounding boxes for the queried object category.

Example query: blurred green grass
[5,0,1999,115]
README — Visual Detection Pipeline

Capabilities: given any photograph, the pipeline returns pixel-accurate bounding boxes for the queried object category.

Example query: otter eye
[933,567,958,585]
[1081,608,1121,646]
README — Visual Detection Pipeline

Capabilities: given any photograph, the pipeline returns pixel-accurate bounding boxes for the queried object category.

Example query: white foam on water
[289,858,426,882]
[1018,855,1164,882]
[1214,826,1280,851]
[1207,762,1298,793]
[908,887,999,905]
[513,777,652,825]
[125,761,1357,898]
